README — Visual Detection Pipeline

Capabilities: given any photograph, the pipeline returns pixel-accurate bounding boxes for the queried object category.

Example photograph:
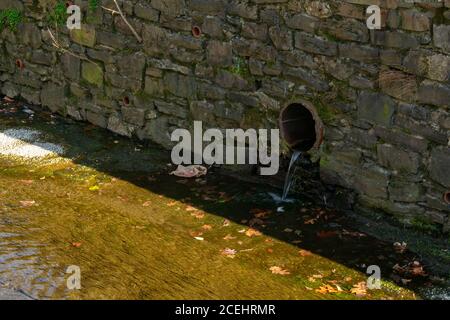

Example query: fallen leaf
[250,208,271,219]
[316,285,339,294]
[304,218,317,225]
[166,201,177,207]
[222,219,230,227]
[201,224,213,230]
[191,212,205,219]
[316,230,338,239]
[269,266,290,275]
[142,201,152,207]
[89,185,100,191]
[71,242,82,248]
[185,206,197,211]
[19,180,34,185]
[245,228,262,237]
[221,248,237,258]
[299,249,312,257]
[350,282,367,296]
[20,200,36,207]
[249,218,264,227]
[393,241,407,254]
[223,234,236,241]
[194,237,204,241]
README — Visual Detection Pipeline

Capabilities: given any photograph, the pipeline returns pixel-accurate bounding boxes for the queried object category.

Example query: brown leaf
[299,249,312,257]
[220,248,237,258]
[393,241,407,254]
[71,242,82,248]
[20,200,36,207]
[316,230,338,239]
[245,228,262,237]
[223,234,236,241]
[18,180,34,185]
[315,284,339,294]
[350,282,367,296]
[250,208,272,219]
[142,201,152,207]
[249,218,264,227]
[269,266,290,275]
[201,224,213,231]
[191,212,205,219]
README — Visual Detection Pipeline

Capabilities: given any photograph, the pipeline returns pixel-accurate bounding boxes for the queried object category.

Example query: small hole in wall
[444,191,450,205]
[192,26,202,38]
[122,96,130,106]
[255,80,262,90]
[15,59,24,70]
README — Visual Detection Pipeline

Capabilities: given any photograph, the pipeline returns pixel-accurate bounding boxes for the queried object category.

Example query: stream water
[0,102,448,300]
[281,151,302,202]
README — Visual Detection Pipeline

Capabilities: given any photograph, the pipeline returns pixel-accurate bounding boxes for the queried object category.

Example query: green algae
[0,105,427,300]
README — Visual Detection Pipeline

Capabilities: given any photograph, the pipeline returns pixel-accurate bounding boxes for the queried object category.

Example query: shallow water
[0,103,447,300]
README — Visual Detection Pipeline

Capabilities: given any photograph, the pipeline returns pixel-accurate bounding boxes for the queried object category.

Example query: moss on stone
[81,62,103,87]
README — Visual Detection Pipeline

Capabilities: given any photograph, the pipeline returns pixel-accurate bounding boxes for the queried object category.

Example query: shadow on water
[0,101,448,299]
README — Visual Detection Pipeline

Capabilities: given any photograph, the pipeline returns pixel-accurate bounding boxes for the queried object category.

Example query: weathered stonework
[0,0,449,232]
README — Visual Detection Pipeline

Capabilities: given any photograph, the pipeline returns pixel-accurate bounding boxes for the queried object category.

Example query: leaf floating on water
[299,249,312,257]
[245,228,262,237]
[350,282,367,296]
[249,218,264,227]
[304,218,317,225]
[19,180,34,185]
[393,241,407,254]
[269,266,290,275]
[250,208,272,219]
[89,185,100,191]
[20,200,36,207]
[190,212,205,219]
[142,201,152,207]
[315,284,339,294]
[221,248,237,258]
[223,234,236,241]
[316,230,338,239]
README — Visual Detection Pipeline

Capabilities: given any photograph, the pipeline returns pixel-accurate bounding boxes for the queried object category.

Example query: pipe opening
[444,191,450,205]
[279,101,323,152]
[15,59,24,70]
[192,26,202,38]
[122,96,130,106]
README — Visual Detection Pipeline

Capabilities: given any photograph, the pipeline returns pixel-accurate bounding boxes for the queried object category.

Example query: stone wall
[0,0,449,233]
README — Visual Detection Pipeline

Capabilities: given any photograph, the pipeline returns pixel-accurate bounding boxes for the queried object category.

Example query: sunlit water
[0,103,447,300]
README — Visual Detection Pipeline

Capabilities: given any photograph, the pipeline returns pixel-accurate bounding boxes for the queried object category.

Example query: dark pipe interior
[280,103,317,152]
[444,191,450,205]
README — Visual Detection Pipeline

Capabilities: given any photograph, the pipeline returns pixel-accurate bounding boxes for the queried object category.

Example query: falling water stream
[281,150,302,202]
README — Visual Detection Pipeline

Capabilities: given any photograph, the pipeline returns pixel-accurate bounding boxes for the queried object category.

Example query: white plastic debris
[170,165,207,178]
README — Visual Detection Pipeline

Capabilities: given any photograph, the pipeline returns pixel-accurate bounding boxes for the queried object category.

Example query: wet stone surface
[0,101,448,300]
